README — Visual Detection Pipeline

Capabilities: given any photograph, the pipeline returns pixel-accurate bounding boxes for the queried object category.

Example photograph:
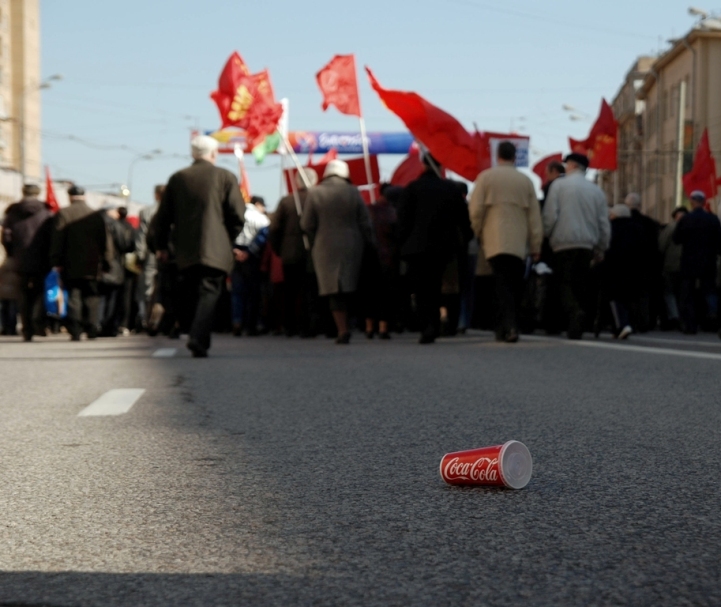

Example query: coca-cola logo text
[443,456,499,482]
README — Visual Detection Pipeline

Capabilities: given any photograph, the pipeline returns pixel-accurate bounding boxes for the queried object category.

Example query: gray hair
[191,135,219,160]
[624,193,641,210]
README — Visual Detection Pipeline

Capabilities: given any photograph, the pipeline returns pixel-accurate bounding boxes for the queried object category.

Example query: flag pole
[277,129,311,189]
[358,116,376,203]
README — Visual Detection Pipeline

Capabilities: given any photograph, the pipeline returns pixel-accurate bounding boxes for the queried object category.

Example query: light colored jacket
[469,164,543,262]
[235,204,270,248]
[543,171,610,253]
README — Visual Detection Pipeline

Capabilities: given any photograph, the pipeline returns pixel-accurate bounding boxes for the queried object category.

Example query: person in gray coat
[301,160,373,344]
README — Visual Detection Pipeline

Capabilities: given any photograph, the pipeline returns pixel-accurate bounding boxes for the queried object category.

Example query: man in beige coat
[470,141,543,342]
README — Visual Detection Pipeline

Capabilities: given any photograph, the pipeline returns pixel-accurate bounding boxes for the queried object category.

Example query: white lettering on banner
[489,137,530,168]
[318,133,367,150]
[443,456,499,482]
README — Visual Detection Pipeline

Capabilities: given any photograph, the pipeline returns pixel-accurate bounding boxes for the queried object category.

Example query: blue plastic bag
[45,269,68,319]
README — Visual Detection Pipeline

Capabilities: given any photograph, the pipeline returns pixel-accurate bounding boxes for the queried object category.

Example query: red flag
[210,53,283,147]
[239,161,251,203]
[569,99,618,170]
[390,145,425,187]
[316,54,361,117]
[44,166,59,213]
[683,128,718,200]
[532,153,564,185]
[210,52,252,129]
[366,67,490,181]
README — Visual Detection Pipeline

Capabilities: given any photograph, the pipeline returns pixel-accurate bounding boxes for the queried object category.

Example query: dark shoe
[504,330,519,343]
[70,334,81,342]
[22,334,32,342]
[495,330,506,342]
[378,332,391,340]
[365,331,374,339]
[232,323,242,337]
[187,340,208,358]
[335,332,351,344]
[246,328,260,337]
[419,329,437,344]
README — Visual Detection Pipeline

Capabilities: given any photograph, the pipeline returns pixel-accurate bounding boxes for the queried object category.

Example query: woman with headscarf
[301,160,374,344]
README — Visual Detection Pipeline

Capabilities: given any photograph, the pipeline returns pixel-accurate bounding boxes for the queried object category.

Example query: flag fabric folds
[569,99,618,170]
[316,55,361,117]
[210,53,284,150]
[390,145,425,187]
[683,128,718,200]
[45,166,59,213]
[365,67,490,181]
[532,153,563,185]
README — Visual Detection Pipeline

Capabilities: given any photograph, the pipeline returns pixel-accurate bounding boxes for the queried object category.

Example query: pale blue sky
[41,1,701,207]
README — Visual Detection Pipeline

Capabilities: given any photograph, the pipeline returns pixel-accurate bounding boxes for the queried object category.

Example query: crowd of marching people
[2,135,721,356]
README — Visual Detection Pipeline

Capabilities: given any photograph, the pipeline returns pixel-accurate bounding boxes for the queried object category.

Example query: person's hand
[531,253,541,263]
[234,249,249,263]
[593,251,605,264]
[156,250,169,263]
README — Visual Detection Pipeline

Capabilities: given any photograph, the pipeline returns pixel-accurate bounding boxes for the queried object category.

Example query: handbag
[44,269,69,319]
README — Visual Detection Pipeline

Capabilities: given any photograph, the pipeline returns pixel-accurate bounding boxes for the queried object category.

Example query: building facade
[637,27,721,221]
[0,0,40,184]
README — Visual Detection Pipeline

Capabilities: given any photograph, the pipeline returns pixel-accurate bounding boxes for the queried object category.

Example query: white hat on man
[323,159,350,181]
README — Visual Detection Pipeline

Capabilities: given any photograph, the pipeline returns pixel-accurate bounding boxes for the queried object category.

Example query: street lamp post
[19,74,62,183]
[125,149,162,204]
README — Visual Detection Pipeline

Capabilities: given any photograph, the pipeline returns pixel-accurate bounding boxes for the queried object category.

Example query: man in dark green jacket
[154,135,245,357]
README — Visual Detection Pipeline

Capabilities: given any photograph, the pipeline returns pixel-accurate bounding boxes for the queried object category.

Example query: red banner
[569,99,617,170]
[317,54,361,117]
[683,128,718,200]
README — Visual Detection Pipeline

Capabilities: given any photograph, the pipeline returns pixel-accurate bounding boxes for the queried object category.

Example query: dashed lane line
[152,348,177,358]
[523,334,721,362]
[78,389,146,417]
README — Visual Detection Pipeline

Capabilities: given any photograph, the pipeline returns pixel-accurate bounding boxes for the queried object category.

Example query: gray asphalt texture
[0,330,719,606]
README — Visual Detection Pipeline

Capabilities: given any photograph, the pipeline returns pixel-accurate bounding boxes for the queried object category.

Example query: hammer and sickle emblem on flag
[228,85,253,122]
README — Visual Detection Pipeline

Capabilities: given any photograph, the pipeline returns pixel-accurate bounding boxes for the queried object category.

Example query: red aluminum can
[440,440,533,489]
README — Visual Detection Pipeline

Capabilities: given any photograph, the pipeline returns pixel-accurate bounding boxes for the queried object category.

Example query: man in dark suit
[2,184,53,341]
[397,153,472,344]
[154,135,245,357]
[49,185,107,341]
[673,190,721,334]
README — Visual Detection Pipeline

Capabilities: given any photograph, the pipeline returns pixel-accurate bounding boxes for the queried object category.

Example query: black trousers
[488,254,525,337]
[65,279,100,339]
[179,265,225,351]
[18,273,46,339]
[283,263,318,335]
[554,249,593,331]
[406,254,445,338]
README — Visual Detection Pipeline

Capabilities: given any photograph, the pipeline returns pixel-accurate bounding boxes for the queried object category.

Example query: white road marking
[523,334,721,362]
[626,335,721,348]
[78,389,146,417]
[152,348,177,358]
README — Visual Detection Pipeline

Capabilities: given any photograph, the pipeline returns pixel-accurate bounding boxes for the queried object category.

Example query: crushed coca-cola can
[440,440,533,489]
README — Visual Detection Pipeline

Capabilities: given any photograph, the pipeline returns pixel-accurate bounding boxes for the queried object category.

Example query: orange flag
[316,54,361,117]
[45,166,59,213]
[569,99,618,170]
[683,128,718,200]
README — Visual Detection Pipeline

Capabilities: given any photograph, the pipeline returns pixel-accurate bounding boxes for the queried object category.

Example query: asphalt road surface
[0,329,719,606]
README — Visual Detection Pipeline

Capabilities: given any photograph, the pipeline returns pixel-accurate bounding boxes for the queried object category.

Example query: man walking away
[2,184,53,341]
[543,153,610,339]
[397,153,472,344]
[470,141,543,342]
[49,185,107,341]
[658,207,686,330]
[154,135,245,357]
[135,185,164,330]
[269,168,318,337]
[673,191,721,334]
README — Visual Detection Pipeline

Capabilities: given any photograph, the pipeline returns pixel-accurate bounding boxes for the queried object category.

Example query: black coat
[602,217,645,300]
[2,197,53,275]
[269,191,309,267]
[154,159,245,274]
[397,171,472,260]
[50,201,107,281]
[101,213,135,286]
[673,207,721,279]
[630,209,660,285]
